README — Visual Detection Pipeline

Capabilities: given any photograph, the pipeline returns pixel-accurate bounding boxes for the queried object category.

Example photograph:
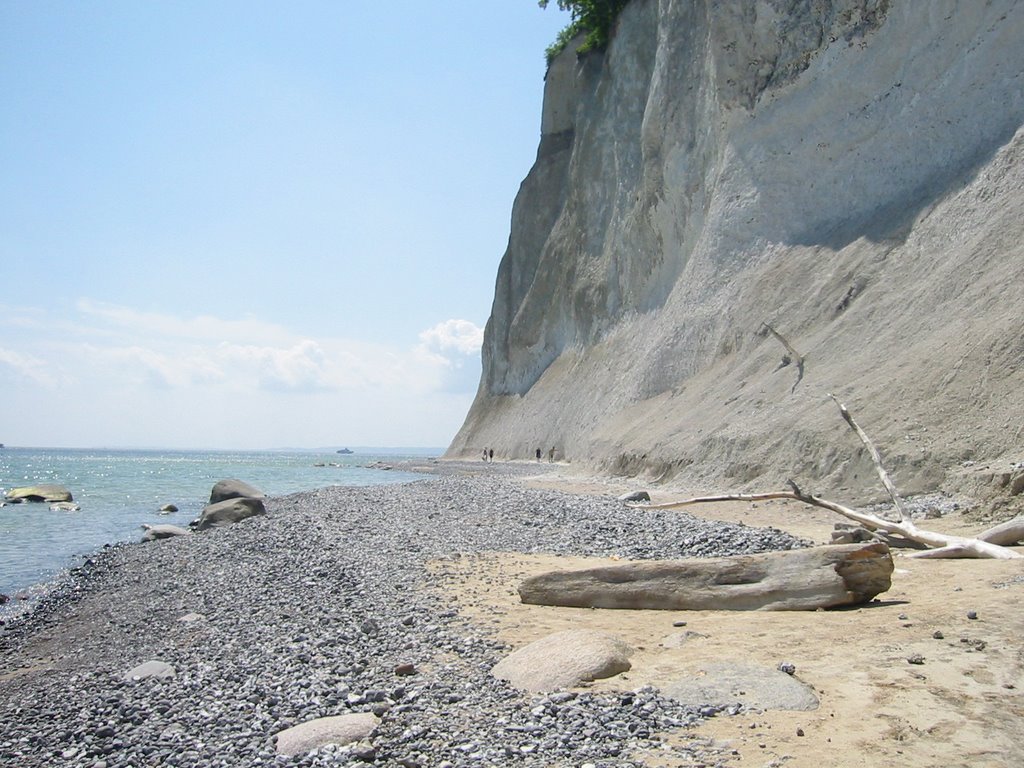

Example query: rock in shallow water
[5,484,73,503]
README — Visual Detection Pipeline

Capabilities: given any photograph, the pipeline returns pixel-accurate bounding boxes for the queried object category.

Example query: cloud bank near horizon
[0,300,483,449]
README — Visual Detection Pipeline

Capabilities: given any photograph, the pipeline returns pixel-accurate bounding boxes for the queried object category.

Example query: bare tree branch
[631,484,1023,559]
[762,322,805,392]
[828,394,909,522]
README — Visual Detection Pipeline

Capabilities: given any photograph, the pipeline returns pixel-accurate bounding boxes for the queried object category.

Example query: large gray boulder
[209,479,265,504]
[194,497,266,531]
[664,661,819,711]
[5,484,73,503]
[491,629,633,692]
[275,713,380,756]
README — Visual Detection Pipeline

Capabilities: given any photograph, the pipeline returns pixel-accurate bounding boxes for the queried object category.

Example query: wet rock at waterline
[5,485,73,503]
[209,479,265,504]
[193,497,266,531]
[140,524,193,542]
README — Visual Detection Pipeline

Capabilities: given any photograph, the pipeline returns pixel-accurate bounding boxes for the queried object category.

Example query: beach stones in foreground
[122,660,176,682]
[492,629,633,692]
[5,484,74,503]
[664,661,819,711]
[275,712,380,756]
[209,479,265,504]
[194,497,266,531]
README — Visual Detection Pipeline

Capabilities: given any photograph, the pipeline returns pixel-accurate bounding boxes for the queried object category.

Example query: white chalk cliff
[448,0,1024,497]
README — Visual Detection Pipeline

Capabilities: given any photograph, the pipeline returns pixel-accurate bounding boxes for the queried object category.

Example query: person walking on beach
[548,446,555,463]
[482,448,488,462]
[535,447,541,462]
[489,448,494,462]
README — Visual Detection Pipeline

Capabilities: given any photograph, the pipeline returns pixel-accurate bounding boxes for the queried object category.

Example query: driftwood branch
[635,486,1022,560]
[762,322,805,392]
[635,396,1024,559]
[829,394,908,521]
[976,516,1024,546]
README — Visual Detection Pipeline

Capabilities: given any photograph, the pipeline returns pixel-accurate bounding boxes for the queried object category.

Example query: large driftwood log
[519,542,893,611]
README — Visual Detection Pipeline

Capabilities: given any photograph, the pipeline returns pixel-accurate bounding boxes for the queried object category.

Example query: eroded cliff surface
[449,0,1024,498]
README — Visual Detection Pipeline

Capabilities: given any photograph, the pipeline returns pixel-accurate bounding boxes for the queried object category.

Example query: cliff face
[449,0,1024,498]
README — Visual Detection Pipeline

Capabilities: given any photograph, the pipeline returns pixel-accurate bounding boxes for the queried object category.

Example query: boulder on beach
[194,497,266,531]
[140,523,192,542]
[491,629,633,692]
[159,503,178,514]
[5,484,73,503]
[663,661,819,711]
[275,713,380,756]
[123,660,176,682]
[209,479,265,504]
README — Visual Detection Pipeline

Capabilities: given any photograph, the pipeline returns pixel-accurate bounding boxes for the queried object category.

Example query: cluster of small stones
[862,491,969,520]
[0,467,807,767]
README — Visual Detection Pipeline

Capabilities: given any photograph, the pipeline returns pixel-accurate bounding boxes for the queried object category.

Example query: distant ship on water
[336,448,353,455]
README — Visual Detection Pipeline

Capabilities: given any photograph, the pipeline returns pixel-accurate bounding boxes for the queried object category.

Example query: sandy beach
[443,468,1024,767]
[1,460,1021,767]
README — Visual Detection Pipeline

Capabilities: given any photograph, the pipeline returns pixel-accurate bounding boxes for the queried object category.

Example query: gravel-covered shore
[0,464,807,767]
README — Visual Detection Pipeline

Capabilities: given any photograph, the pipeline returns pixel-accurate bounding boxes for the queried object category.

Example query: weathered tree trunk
[976,516,1024,546]
[519,542,893,611]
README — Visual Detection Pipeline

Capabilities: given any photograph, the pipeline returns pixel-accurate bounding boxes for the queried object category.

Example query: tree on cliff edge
[539,0,631,64]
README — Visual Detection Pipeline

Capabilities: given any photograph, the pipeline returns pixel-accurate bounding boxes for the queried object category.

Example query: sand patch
[429,497,1024,767]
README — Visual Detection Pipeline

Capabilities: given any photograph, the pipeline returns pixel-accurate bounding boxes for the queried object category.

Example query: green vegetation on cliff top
[539,0,631,65]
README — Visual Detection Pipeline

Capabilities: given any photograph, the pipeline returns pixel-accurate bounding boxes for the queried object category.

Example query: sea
[0,446,434,611]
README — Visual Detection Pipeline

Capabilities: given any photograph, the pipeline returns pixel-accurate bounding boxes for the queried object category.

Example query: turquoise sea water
[0,447,432,603]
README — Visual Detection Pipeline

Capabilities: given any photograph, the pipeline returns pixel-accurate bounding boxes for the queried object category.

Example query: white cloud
[75,298,295,345]
[0,347,56,388]
[419,319,484,356]
[218,340,333,392]
[413,318,483,395]
[0,300,480,447]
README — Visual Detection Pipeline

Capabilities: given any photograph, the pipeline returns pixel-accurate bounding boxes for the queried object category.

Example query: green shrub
[539,0,631,65]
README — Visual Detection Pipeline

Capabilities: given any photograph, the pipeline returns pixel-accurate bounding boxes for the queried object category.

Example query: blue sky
[0,1,570,449]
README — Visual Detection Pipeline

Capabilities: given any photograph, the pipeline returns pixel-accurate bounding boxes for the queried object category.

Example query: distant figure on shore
[489,448,494,462]
[535,448,541,462]
[482,448,488,462]
[548,446,555,463]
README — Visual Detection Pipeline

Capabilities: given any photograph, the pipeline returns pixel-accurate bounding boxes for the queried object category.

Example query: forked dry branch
[635,397,1024,560]
[762,322,805,392]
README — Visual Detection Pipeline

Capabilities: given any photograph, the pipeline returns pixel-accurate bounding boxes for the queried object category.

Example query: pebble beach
[0,462,806,768]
